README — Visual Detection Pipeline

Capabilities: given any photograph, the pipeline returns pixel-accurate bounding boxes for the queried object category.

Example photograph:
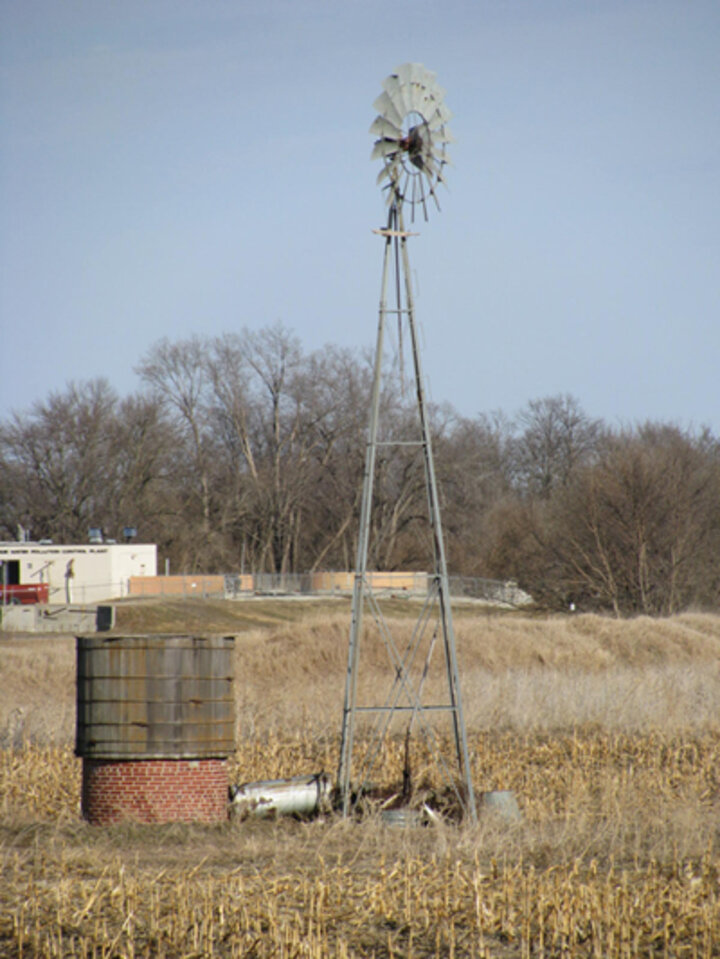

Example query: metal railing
[5,573,532,607]
[446,576,532,606]
[238,572,531,606]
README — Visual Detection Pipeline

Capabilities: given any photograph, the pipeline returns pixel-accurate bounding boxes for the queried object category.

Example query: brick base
[81,758,229,824]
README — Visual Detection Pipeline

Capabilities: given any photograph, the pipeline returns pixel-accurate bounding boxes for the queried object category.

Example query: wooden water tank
[76,634,235,760]
[75,635,235,824]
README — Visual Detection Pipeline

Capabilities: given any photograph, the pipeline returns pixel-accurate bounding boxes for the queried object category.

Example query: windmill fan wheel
[370,62,453,218]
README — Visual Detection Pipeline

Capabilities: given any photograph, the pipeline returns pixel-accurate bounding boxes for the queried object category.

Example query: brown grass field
[2,600,720,956]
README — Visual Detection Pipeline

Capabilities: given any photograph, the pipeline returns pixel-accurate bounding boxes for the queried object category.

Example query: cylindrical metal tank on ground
[75,634,235,825]
[230,773,331,819]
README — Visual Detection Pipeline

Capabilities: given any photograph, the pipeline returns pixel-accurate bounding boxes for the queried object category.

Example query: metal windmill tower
[337,64,477,823]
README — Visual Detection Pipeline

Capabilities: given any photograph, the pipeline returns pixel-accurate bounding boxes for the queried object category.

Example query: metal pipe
[231,773,331,819]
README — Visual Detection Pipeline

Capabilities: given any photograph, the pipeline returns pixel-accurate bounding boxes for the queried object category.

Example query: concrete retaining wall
[0,604,114,633]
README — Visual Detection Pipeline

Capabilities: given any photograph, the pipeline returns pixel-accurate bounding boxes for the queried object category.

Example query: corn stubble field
[2,601,720,956]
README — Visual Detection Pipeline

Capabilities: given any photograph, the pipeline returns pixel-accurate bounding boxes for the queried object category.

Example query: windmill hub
[400,122,428,167]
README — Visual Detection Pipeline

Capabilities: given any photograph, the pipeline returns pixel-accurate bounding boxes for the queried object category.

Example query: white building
[0,542,157,604]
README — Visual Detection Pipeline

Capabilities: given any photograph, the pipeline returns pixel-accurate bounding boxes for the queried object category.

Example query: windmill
[337,64,477,823]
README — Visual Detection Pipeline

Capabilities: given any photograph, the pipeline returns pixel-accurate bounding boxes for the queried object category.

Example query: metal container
[380,808,422,828]
[75,635,235,760]
[480,790,521,821]
[231,773,331,819]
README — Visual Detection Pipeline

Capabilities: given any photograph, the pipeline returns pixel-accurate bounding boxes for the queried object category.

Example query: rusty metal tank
[75,635,236,760]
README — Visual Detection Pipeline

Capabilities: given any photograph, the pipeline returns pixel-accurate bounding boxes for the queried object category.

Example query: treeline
[1,322,719,616]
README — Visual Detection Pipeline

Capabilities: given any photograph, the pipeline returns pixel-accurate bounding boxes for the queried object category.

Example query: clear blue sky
[1,0,718,431]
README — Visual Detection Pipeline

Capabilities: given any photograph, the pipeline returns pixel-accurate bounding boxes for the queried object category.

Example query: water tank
[75,634,236,824]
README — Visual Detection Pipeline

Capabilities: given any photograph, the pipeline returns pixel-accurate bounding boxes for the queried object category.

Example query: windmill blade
[421,154,442,180]
[382,74,412,119]
[396,62,435,88]
[428,131,452,157]
[394,63,414,85]
[425,103,453,130]
[406,86,437,117]
[373,90,404,129]
[371,139,401,161]
[369,115,401,138]
[376,166,393,186]
[423,79,447,103]
[424,131,451,163]
[413,91,439,118]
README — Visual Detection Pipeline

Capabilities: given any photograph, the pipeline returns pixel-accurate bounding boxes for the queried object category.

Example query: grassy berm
[2,599,720,957]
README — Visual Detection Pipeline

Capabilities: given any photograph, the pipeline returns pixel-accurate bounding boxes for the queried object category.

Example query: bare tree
[206,323,319,572]
[0,380,171,549]
[136,336,223,568]
[4,327,717,615]
[512,394,603,497]
[435,409,515,574]
[291,345,370,571]
[0,380,118,542]
[104,393,175,546]
[508,425,720,614]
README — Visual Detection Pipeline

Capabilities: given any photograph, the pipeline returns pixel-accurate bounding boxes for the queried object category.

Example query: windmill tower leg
[337,203,395,816]
[397,203,476,817]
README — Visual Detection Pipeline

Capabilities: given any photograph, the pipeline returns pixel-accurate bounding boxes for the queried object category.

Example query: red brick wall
[81,758,229,824]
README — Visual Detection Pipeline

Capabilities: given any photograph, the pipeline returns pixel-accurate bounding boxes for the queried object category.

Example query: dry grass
[1,832,718,956]
[2,604,720,955]
[2,730,719,956]
[4,608,720,745]
[112,595,354,635]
